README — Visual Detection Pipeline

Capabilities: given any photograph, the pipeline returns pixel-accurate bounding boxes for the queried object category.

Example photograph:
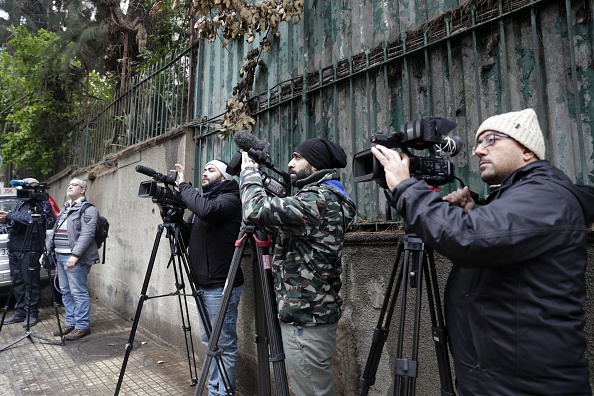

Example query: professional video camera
[226,130,291,198]
[352,116,463,188]
[136,165,186,209]
[10,179,50,203]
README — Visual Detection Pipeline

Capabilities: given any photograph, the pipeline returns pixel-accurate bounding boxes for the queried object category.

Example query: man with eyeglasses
[371,108,594,395]
[43,178,99,341]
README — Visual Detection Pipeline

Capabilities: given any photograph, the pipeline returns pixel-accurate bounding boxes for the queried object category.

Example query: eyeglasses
[472,133,510,156]
[68,182,81,187]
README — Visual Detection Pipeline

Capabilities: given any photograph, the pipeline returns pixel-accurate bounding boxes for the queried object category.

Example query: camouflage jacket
[240,168,357,326]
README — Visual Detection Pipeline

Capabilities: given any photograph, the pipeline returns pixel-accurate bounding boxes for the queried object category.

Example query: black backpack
[80,202,109,263]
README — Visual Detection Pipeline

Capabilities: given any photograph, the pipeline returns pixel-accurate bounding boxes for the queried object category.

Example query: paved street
[0,286,201,396]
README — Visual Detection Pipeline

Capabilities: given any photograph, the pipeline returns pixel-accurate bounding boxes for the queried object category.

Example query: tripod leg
[359,239,405,396]
[195,231,249,396]
[251,242,272,396]
[114,225,165,395]
[252,230,289,396]
[169,247,199,385]
[1,212,62,349]
[423,252,455,396]
[0,265,19,333]
[393,238,419,396]
[173,227,235,391]
[172,223,235,391]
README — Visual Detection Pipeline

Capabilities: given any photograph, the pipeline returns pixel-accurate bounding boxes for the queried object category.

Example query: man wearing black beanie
[239,137,357,396]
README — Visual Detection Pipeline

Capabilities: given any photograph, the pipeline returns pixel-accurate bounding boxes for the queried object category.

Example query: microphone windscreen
[233,130,267,152]
[135,165,158,177]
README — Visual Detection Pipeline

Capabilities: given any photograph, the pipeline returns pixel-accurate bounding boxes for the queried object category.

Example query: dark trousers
[8,250,42,316]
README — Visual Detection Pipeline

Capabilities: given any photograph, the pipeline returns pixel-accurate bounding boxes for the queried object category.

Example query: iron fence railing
[69,46,192,168]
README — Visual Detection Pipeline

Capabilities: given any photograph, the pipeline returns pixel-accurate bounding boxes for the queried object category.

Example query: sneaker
[64,328,91,341]
[52,325,75,337]
[4,313,26,324]
[22,316,38,328]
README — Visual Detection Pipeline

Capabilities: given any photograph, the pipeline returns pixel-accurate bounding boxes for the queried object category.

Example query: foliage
[140,0,192,67]
[0,0,191,177]
[0,26,111,177]
[182,0,305,136]
[192,0,305,45]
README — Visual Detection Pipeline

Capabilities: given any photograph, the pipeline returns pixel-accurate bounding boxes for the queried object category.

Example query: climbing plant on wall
[189,0,305,135]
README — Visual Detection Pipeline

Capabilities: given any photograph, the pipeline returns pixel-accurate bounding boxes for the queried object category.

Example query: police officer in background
[0,178,56,327]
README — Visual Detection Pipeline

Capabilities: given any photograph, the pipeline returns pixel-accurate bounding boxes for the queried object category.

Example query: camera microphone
[135,165,159,178]
[135,165,177,185]
[10,179,28,187]
[233,130,267,152]
[435,136,463,157]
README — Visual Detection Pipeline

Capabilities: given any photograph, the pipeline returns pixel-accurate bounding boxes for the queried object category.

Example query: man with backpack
[43,178,100,340]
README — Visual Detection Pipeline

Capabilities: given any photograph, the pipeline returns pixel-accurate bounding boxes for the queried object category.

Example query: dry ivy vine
[189,0,305,136]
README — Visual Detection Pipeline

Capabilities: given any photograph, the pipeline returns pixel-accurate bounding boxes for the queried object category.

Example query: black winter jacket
[179,180,243,288]
[7,199,56,251]
[389,161,594,395]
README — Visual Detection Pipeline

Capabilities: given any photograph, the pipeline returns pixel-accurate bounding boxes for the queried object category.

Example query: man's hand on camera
[241,152,259,171]
[371,145,411,190]
[443,186,475,212]
[175,163,186,184]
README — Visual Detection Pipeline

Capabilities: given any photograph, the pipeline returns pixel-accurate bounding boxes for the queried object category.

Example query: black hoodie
[179,180,244,288]
[390,160,594,395]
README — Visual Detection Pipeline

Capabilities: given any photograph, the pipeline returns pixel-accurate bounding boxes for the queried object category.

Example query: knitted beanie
[475,108,545,159]
[294,138,348,170]
[205,160,233,180]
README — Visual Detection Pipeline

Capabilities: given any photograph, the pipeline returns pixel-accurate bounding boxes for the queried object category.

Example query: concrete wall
[49,135,594,395]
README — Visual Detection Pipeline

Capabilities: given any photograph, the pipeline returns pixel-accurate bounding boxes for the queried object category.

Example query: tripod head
[160,204,185,224]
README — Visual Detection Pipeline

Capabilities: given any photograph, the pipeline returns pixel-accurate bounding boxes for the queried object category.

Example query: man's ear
[522,148,537,162]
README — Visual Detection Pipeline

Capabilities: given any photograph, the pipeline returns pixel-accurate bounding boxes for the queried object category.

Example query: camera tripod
[359,233,455,396]
[195,223,289,396]
[0,202,63,351]
[114,206,230,395]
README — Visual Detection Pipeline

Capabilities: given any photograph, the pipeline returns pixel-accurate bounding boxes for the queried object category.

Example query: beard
[290,165,315,186]
[202,175,224,190]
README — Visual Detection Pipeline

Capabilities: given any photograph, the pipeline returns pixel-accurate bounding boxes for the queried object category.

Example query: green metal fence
[68,0,594,222]
[70,47,192,168]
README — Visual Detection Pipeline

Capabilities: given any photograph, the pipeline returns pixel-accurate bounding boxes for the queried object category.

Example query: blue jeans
[56,253,92,330]
[280,321,338,396]
[199,284,243,396]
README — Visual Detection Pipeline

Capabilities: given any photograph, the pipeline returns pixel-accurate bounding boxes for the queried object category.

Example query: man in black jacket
[176,160,243,396]
[0,178,56,327]
[372,108,594,395]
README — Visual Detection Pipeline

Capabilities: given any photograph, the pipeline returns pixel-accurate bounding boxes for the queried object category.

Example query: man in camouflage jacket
[239,138,356,396]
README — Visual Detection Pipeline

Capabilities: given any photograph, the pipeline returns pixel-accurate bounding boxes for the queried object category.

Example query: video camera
[226,130,291,198]
[136,165,186,209]
[352,117,463,188]
[10,179,50,203]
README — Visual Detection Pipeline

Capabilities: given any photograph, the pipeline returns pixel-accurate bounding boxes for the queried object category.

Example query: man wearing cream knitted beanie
[371,108,594,395]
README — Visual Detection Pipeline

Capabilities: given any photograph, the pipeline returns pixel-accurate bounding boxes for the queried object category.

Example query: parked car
[0,188,60,292]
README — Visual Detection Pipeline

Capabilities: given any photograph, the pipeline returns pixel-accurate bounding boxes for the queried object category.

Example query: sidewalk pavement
[0,287,203,396]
